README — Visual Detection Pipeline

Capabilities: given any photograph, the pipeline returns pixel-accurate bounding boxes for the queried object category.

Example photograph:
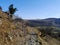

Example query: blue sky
[0,0,60,19]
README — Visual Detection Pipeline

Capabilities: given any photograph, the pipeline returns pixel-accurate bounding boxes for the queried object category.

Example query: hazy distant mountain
[27,18,60,27]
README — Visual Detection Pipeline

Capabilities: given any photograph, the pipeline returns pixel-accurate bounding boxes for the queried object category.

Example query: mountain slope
[27,18,60,27]
[0,9,42,45]
[0,9,60,45]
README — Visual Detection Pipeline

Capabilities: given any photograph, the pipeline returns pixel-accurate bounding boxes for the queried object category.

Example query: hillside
[0,9,60,45]
[27,18,60,27]
[0,8,42,45]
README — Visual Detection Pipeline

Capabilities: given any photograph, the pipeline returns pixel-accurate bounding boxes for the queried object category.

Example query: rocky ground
[0,10,60,45]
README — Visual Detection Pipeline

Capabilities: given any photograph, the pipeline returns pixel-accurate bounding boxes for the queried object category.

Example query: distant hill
[27,18,60,27]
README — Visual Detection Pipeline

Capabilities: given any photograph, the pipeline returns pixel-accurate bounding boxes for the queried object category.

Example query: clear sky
[0,0,60,19]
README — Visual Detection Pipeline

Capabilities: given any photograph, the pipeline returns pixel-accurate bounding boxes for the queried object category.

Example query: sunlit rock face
[25,34,40,45]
